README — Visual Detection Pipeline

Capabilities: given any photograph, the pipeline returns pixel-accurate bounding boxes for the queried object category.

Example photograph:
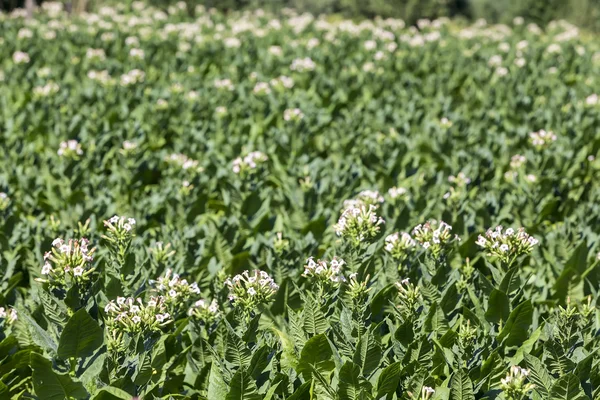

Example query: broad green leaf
[497,300,533,347]
[297,334,334,377]
[376,362,402,398]
[207,362,228,400]
[226,369,261,400]
[450,369,475,400]
[57,309,103,359]
[225,333,252,368]
[523,353,552,397]
[549,373,588,400]
[485,289,509,324]
[303,295,328,336]
[92,386,132,400]
[352,328,382,376]
[31,352,88,400]
[338,361,372,400]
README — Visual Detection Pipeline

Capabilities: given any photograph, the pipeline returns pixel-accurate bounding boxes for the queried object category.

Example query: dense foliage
[1,3,600,399]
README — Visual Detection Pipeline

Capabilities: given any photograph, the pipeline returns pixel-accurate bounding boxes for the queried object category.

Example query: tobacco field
[0,3,600,399]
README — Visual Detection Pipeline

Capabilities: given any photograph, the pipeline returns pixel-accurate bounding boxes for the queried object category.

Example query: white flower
[247,287,257,296]
[12,51,30,64]
[131,315,141,324]
[73,266,84,276]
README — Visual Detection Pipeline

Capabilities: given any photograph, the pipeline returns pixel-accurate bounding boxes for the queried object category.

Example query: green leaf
[523,353,552,397]
[450,369,475,400]
[338,361,372,400]
[270,327,298,370]
[92,386,132,400]
[499,267,521,294]
[287,381,311,400]
[352,328,382,376]
[262,382,281,400]
[497,300,533,347]
[21,313,57,354]
[376,362,402,398]
[549,373,588,400]
[297,334,334,378]
[31,352,88,400]
[226,369,261,400]
[57,309,103,359]
[207,362,228,400]
[303,295,328,336]
[485,289,509,324]
[225,333,252,368]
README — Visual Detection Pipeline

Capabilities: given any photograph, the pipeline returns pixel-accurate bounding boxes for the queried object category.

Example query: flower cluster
[225,270,279,311]
[529,129,557,149]
[500,366,535,399]
[343,190,385,209]
[385,232,417,262]
[232,151,268,175]
[302,257,346,287]
[420,387,435,400]
[41,238,96,286]
[88,70,114,85]
[290,57,316,72]
[283,108,304,122]
[444,172,471,203]
[164,153,202,172]
[57,140,83,158]
[335,204,385,246]
[13,51,30,64]
[396,278,421,317]
[105,296,172,335]
[187,299,220,325]
[0,192,10,211]
[214,78,235,91]
[149,241,176,265]
[120,69,145,86]
[102,216,136,255]
[510,154,526,169]
[33,82,60,98]
[0,307,18,325]
[388,186,408,199]
[476,226,538,264]
[412,220,457,258]
[347,273,371,303]
[150,269,201,307]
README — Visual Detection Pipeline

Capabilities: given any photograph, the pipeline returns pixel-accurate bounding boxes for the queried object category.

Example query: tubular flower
[385,232,416,262]
[500,366,535,399]
[303,256,346,287]
[188,299,220,325]
[40,238,96,287]
[150,268,201,307]
[335,204,384,246]
[476,226,538,264]
[225,270,278,311]
[412,220,458,258]
[104,296,172,334]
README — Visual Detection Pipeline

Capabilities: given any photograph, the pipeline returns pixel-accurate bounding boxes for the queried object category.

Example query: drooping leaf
[376,362,402,399]
[226,369,261,400]
[57,309,103,359]
[31,352,88,400]
[497,300,533,347]
[549,373,588,400]
[450,369,475,400]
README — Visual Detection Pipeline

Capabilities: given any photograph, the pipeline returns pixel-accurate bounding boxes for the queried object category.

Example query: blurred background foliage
[2,0,600,31]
